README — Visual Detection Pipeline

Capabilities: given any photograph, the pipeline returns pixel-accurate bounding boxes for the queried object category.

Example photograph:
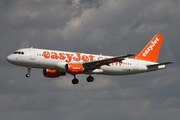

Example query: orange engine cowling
[43,69,66,78]
[65,64,84,74]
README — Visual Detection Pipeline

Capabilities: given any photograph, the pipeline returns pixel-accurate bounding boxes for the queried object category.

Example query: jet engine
[65,64,84,74]
[43,69,66,78]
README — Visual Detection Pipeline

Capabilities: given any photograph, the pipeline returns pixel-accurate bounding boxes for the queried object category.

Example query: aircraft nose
[7,55,14,63]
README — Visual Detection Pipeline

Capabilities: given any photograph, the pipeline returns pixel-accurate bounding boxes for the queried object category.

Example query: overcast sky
[1,0,180,120]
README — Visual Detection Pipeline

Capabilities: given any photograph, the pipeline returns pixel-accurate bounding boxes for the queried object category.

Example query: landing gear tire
[26,67,31,78]
[26,73,31,78]
[72,78,79,84]
[87,76,94,82]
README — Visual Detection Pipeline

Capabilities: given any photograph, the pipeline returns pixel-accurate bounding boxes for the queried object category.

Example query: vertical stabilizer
[135,34,164,62]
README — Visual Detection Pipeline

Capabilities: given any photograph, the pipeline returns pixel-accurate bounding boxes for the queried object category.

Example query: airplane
[7,34,173,84]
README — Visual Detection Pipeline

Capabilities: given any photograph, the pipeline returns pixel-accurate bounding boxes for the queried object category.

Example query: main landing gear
[26,67,31,78]
[72,75,79,84]
[87,76,94,82]
[71,75,94,84]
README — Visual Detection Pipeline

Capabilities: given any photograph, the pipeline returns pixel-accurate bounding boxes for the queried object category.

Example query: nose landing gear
[26,67,31,78]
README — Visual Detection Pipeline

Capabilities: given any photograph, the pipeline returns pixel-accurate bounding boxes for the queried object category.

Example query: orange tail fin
[135,34,164,62]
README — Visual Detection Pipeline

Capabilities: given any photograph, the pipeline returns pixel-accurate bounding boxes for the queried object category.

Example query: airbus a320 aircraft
[7,34,172,84]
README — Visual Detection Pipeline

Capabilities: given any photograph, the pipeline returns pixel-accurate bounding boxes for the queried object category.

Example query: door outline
[30,48,35,60]
[134,61,139,71]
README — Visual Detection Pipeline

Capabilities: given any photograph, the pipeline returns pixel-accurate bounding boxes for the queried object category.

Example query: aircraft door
[134,61,139,71]
[30,48,36,60]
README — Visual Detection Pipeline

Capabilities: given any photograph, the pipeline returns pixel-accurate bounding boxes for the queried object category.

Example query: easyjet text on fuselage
[42,51,122,66]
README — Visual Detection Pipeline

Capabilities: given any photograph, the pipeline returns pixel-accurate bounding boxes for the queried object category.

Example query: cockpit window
[14,51,24,55]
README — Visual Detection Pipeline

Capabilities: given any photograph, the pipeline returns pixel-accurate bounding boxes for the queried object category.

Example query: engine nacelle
[43,69,66,78]
[65,64,84,74]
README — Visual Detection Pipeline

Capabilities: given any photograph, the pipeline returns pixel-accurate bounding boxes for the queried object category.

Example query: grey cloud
[1,0,180,120]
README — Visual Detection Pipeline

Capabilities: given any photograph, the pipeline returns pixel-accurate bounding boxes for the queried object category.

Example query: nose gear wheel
[26,67,31,78]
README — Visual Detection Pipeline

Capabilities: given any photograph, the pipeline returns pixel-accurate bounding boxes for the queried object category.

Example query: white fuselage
[7,48,165,76]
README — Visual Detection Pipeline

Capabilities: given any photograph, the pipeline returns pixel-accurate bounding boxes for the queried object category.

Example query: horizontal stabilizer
[147,62,173,68]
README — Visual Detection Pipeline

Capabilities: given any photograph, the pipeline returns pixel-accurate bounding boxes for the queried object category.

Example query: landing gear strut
[26,67,31,78]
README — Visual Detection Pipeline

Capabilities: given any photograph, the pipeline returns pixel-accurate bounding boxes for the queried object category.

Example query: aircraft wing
[82,54,135,71]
